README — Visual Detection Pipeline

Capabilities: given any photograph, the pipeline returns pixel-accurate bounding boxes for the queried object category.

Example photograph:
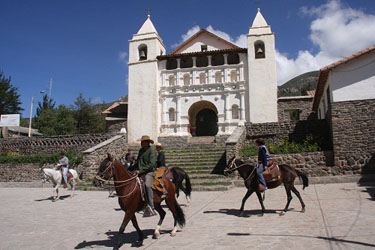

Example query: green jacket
[137,146,157,174]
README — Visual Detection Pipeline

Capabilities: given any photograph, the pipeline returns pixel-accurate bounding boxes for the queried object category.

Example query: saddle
[263,161,281,183]
[60,169,73,185]
[152,166,170,193]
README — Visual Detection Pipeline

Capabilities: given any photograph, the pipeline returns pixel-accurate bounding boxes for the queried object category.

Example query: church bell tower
[128,15,166,143]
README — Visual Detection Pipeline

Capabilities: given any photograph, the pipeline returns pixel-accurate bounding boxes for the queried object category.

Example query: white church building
[127,9,278,144]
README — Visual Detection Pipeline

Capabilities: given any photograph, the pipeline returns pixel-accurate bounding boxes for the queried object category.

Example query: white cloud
[171,0,375,84]
[118,51,128,63]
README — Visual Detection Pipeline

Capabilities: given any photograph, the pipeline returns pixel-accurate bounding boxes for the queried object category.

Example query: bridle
[227,158,257,182]
[95,158,140,198]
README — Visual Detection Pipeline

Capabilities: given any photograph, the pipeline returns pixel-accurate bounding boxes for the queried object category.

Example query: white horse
[42,168,80,201]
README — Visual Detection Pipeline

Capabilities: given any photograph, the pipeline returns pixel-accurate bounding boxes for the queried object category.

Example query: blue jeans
[257,163,267,188]
[62,167,68,184]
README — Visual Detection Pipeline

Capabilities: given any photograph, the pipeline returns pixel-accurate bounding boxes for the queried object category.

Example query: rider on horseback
[135,135,158,217]
[256,138,270,191]
[56,152,69,189]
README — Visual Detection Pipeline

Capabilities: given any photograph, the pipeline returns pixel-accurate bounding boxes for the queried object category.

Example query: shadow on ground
[357,155,375,201]
[204,208,280,217]
[227,232,375,248]
[74,229,154,249]
[35,195,71,202]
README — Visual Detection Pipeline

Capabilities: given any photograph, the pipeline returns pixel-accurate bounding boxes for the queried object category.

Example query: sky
[1,0,375,117]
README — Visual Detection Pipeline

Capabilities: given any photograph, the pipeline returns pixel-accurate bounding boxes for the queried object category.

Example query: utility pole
[28,96,34,137]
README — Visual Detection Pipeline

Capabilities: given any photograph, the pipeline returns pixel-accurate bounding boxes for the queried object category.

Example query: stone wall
[79,135,128,180]
[245,120,331,149]
[158,135,229,147]
[0,163,55,182]
[225,126,246,163]
[278,96,314,122]
[330,99,375,174]
[241,151,337,177]
[0,134,112,155]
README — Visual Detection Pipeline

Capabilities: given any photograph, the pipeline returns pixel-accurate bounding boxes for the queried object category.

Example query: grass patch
[0,150,83,165]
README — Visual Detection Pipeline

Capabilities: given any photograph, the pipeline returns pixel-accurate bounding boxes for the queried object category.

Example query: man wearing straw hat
[135,135,158,217]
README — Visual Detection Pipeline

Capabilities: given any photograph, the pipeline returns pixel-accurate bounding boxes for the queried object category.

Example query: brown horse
[224,158,308,216]
[93,154,185,248]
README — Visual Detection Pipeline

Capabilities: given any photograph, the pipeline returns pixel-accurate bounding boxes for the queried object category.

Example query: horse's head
[224,157,243,176]
[93,153,114,187]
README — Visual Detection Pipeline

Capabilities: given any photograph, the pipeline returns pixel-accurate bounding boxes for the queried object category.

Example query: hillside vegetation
[278,71,319,97]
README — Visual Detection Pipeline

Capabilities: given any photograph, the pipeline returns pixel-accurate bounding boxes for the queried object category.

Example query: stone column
[224,93,231,122]
[224,54,228,65]
[192,57,197,68]
[207,55,212,66]
[176,96,181,132]
[240,91,246,121]
[177,58,181,69]
[161,97,167,124]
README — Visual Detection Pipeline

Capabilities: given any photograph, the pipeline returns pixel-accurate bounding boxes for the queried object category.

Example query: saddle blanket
[263,162,281,183]
[152,166,169,193]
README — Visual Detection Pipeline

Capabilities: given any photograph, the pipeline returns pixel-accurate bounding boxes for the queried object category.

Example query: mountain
[278,71,319,97]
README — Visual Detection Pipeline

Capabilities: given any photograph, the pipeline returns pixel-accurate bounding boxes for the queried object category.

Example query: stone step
[187,173,227,179]
[193,185,233,191]
[168,162,220,167]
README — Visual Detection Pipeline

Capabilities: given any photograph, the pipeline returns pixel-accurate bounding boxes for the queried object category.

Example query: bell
[140,50,146,59]
[257,47,263,54]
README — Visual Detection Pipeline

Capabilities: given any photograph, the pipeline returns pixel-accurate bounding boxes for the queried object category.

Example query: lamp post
[28,91,45,137]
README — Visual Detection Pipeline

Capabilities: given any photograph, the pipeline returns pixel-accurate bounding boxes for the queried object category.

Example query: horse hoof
[279,211,286,216]
[258,213,264,217]
[239,211,244,217]
[170,232,176,237]
[301,207,306,213]
[153,232,160,239]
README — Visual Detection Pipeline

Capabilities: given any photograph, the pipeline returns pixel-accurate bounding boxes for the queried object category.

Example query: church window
[212,54,224,66]
[199,73,206,84]
[166,58,177,70]
[228,53,240,64]
[232,105,239,119]
[196,56,208,67]
[230,71,237,82]
[169,75,175,86]
[181,57,193,68]
[138,44,147,61]
[254,41,265,59]
[201,45,208,52]
[183,74,190,86]
[215,72,222,83]
[169,108,175,122]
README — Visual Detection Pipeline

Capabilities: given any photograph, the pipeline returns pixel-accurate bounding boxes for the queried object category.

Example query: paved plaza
[0,182,374,250]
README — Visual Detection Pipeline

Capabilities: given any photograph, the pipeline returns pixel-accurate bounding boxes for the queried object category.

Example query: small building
[102,102,128,135]
[313,46,375,173]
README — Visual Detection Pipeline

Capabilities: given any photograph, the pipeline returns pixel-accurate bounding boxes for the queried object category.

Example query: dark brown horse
[224,158,308,216]
[93,154,185,248]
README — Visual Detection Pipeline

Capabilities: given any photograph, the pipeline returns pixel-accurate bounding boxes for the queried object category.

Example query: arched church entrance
[188,101,218,136]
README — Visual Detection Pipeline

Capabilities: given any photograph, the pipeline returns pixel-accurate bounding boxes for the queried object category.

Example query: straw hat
[137,135,154,144]
[155,142,163,149]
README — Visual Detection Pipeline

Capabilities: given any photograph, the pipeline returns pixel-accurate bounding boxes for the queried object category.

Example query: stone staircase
[129,143,234,191]
[164,145,233,191]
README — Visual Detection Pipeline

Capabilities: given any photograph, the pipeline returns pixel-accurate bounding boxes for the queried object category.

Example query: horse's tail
[184,173,192,198]
[79,171,83,180]
[174,199,186,228]
[295,169,309,190]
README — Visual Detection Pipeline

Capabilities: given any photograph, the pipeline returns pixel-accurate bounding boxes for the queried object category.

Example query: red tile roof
[312,46,375,111]
[169,29,240,55]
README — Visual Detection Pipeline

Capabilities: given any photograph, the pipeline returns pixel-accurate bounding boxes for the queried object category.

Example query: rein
[228,159,257,182]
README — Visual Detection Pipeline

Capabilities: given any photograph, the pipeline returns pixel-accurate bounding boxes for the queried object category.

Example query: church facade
[127,9,278,144]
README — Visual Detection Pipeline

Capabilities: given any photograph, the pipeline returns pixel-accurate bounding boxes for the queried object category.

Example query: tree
[72,93,106,134]
[36,94,55,116]
[0,72,23,114]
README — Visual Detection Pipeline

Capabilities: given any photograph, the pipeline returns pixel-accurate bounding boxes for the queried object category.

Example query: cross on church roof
[146,8,152,17]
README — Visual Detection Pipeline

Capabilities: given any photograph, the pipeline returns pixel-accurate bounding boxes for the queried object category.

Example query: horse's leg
[174,181,180,198]
[179,184,189,206]
[280,185,293,216]
[164,196,179,237]
[70,179,75,198]
[131,215,144,245]
[291,186,306,213]
[255,191,266,216]
[116,212,133,249]
[239,189,254,217]
[53,184,59,201]
[153,199,166,239]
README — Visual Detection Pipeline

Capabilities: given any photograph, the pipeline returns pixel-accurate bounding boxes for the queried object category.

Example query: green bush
[0,150,83,165]
[240,134,322,157]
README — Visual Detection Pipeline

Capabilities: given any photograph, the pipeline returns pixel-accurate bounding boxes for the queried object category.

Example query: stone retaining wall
[242,151,337,177]
[0,134,112,155]
[0,163,55,182]
[330,99,375,174]
[245,119,331,149]
[79,135,128,180]
[278,96,314,122]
